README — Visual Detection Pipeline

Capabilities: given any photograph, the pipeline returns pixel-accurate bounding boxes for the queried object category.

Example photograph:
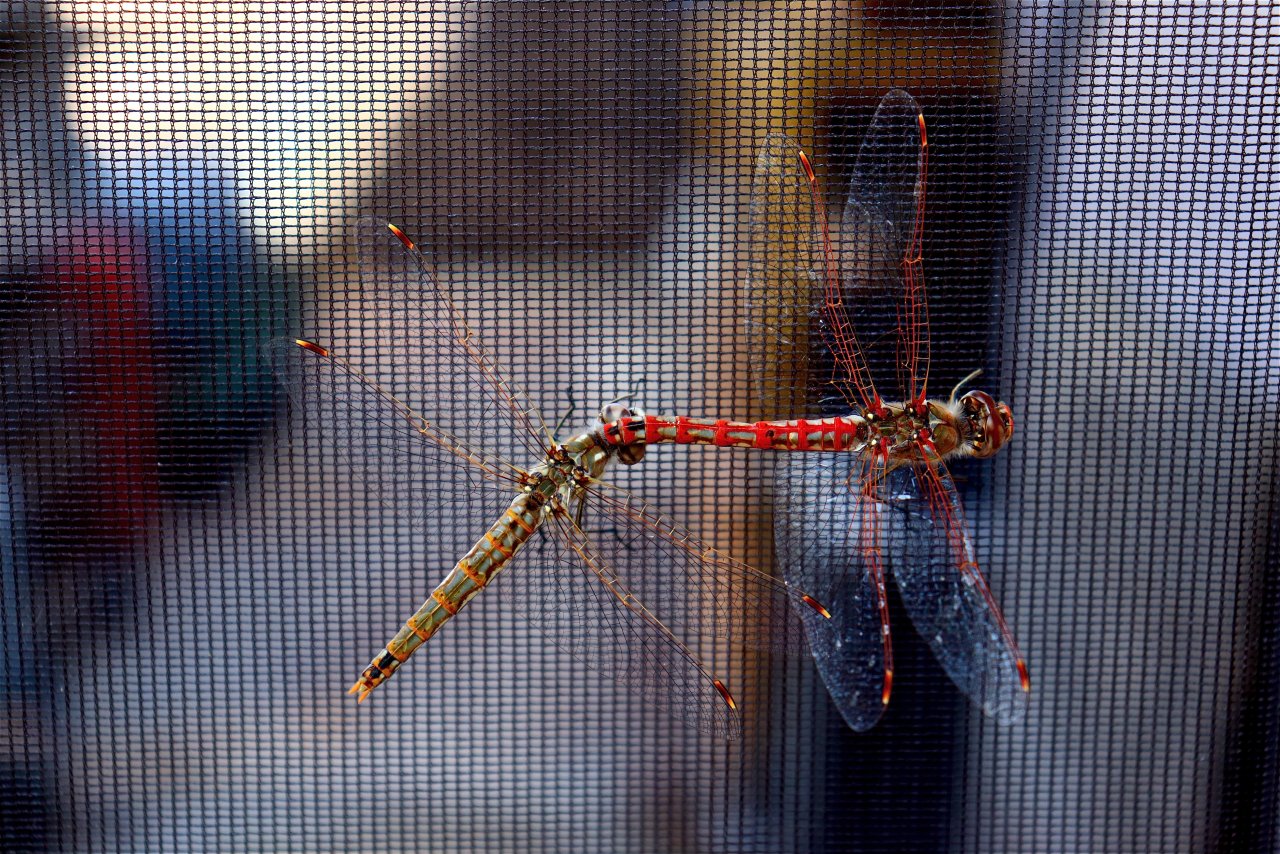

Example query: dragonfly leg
[551,399,577,440]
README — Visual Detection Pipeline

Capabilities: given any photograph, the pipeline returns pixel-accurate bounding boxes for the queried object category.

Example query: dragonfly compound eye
[960,390,1010,458]
[997,403,1014,439]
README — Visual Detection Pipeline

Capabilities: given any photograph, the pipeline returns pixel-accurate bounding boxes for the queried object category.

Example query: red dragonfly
[600,90,1029,729]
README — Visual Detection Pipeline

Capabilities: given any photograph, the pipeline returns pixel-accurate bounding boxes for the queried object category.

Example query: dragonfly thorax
[865,402,932,457]
[862,391,1014,462]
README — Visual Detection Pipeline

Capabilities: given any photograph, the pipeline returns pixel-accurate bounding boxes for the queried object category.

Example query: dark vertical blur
[812,7,1013,851]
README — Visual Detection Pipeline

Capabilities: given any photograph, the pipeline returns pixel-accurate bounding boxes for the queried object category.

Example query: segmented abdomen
[348,490,547,701]
[601,413,868,453]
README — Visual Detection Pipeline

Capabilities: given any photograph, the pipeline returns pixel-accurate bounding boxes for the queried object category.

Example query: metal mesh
[1,2,1277,851]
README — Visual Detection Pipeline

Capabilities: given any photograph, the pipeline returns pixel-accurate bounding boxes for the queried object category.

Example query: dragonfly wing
[775,454,892,731]
[836,89,930,409]
[744,134,836,420]
[577,480,824,658]
[266,336,524,523]
[343,217,553,464]
[501,506,744,739]
[887,462,1029,724]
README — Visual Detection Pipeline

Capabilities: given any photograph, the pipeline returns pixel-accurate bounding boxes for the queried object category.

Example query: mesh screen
[1,2,1277,852]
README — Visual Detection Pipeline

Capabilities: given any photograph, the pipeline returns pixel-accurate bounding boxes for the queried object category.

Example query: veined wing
[268,336,528,518]
[744,134,838,421]
[834,89,930,412]
[774,453,893,731]
[742,99,928,420]
[744,133,892,728]
[888,461,1029,724]
[504,506,744,739]
[270,218,559,515]
[342,217,556,465]
[581,480,828,656]
[500,482,833,736]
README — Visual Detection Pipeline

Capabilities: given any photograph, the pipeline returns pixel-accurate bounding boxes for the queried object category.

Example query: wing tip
[882,669,894,706]
[294,338,329,357]
[713,679,738,712]
[386,222,415,251]
[797,148,817,184]
[1017,659,1031,693]
[801,594,832,620]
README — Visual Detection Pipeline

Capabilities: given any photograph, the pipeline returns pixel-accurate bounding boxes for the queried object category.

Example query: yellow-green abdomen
[348,488,549,700]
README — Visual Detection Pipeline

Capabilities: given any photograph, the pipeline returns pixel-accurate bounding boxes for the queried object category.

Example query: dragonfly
[596,90,1029,730]
[272,219,836,739]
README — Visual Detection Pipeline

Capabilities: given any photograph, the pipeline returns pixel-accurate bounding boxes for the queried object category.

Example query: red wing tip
[386,222,415,251]
[882,670,894,706]
[1017,659,1031,693]
[797,148,817,184]
[295,339,329,357]
[713,679,738,711]
[801,594,832,620]
[917,112,927,147]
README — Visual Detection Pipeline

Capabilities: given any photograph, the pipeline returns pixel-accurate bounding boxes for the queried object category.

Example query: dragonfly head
[960,390,1014,459]
[599,402,647,465]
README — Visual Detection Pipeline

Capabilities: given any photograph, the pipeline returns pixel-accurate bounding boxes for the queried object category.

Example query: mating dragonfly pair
[274,91,1028,737]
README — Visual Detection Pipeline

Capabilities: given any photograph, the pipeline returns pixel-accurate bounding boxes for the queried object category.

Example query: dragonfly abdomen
[348,490,549,702]
[601,414,868,453]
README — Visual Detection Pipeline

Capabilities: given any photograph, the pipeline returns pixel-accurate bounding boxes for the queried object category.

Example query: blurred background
[0,1,1277,851]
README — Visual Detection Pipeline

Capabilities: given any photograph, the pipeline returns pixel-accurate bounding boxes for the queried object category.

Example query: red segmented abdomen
[602,414,867,453]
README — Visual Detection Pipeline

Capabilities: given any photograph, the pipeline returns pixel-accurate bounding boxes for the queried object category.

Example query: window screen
[1,2,1277,852]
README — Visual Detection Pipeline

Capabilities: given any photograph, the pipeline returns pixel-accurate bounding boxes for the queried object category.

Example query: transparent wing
[500,483,833,736]
[579,480,826,656]
[501,506,744,739]
[834,89,930,410]
[266,336,526,521]
[333,217,553,465]
[743,134,836,420]
[775,453,892,731]
[887,461,1030,724]
[269,217,560,518]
